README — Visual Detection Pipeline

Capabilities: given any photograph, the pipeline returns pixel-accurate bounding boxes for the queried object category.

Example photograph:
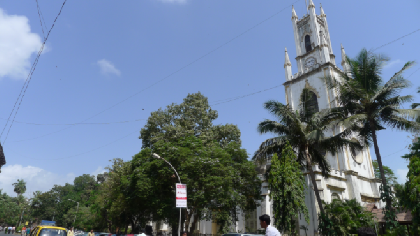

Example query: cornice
[283,62,344,86]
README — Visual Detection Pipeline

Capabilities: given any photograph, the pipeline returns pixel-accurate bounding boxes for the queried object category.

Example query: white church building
[153,1,384,236]
[253,0,383,235]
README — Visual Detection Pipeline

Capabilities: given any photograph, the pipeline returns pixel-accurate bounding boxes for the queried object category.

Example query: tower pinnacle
[292,5,298,19]
[308,0,315,9]
[284,48,292,67]
[320,3,326,17]
[341,44,350,73]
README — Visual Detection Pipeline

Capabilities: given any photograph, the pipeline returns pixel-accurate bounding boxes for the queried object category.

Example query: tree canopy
[139,92,241,148]
[372,160,397,185]
[268,144,309,235]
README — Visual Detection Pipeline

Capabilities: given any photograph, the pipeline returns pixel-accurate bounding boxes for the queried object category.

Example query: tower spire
[320,3,326,17]
[341,44,350,73]
[284,48,292,81]
[292,5,298,19]
[284,48,291,67]
[308,0,315,10]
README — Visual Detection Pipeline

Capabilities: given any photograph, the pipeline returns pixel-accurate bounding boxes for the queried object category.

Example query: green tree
[12,179,27,197]
[321,199,375,236]
[324,49,420,229]
[400,136,420,235]
[0,142,5,172]
[254,100,362,217]
[139,92,241,148]
[268,145,309,235]
[0,190,20,225]
[372,160,398,185]
[131,136,261,235]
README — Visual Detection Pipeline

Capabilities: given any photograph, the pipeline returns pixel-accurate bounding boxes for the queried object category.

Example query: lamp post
[152,153,182,236]
[67,199,79,225]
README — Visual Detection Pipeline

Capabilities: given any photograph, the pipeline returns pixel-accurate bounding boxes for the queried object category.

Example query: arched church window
[300,88,319,117]
[305,35,312,52]
[331,193,340,201]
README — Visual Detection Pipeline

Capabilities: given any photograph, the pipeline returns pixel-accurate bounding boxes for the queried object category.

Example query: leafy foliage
[319,199,375,236]
[254,100,362,216]
[372,160,398,185]
[139,92,241,149]
[268,145,309,235]
[131,136,261,234]
[324,49,420,229]
[400,137,420,235]
[12,179,27,197]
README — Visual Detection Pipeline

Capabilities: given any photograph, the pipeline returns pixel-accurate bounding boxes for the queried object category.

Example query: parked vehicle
[29,226,67,236]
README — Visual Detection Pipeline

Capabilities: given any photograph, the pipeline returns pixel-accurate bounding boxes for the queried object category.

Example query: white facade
[258,1,384,236]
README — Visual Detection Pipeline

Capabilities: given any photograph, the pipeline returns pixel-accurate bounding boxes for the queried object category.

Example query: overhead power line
[21,130,138,161]
[0,117,146,126]
[372,28,420,52]
[211,85,282,106]
[1,0,68,144]
[2,0,301,143]
[62,0,303,123]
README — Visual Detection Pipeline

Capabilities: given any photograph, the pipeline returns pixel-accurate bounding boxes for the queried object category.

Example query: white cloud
[91,166,106,177]
[157,0,187,4]
[383,59,402,70]
[0,164,75,197]
[97,59,121,76]
[0,8,44,79]
[397,168,408,184]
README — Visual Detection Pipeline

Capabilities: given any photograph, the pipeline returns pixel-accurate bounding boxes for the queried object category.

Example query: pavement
[0,232,22,236]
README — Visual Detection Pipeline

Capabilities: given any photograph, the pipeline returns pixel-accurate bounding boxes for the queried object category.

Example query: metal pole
[19,209,24,227]
[152,154,182,236]
[74,202,79,224]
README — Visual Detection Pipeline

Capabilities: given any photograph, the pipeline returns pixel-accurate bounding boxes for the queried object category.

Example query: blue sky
[0,0,419,196]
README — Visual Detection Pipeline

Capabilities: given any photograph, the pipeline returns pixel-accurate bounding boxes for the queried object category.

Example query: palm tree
[254,99,362,216]
[12,179,27,197]
[324,49,420,213]
[0,142,5,173]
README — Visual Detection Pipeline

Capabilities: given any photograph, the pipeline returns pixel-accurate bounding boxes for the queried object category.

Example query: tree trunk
[370,123,391,225]
[184,208,193,236]
[190,213,199,235]
[305,149,325,217]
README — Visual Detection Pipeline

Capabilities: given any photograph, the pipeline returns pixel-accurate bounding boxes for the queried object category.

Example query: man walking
[22,226,26,236]
[259,214,281,236]
[88,229,94,236]
[68,227,74,236]
[12,226,15,234]
[26,227,31,236]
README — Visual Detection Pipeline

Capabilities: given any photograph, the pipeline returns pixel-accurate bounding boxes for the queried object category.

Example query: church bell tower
[282,2,381,235]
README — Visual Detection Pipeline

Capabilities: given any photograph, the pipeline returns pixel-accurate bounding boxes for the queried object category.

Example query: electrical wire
[372,28,420,52]
[211,85,282,106]
[35,0,46,40]
[1,0,68,144]
[0,0,301,144]
[23,130,138,160]
[0,117,146,126]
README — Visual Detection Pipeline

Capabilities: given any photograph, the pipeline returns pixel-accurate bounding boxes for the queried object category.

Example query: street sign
[176,183,187,208]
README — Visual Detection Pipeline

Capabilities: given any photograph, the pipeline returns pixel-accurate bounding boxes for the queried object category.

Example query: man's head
[90,230,93,233]
[259,214,270,229]
[71,227,74,231]
[181,231,187,236]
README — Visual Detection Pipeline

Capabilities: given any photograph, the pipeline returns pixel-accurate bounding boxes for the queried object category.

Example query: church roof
[364,204,413,224]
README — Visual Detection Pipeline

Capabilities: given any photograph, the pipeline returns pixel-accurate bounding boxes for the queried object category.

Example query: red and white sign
[176,183,187,208]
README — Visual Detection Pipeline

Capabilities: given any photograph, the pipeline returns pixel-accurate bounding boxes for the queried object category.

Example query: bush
[319,199,375,236]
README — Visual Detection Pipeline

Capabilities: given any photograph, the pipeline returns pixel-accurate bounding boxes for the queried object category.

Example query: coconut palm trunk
[369,122,390,207]
[305,150,325,216]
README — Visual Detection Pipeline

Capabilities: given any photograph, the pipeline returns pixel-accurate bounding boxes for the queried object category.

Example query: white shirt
[265,225,281,236]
